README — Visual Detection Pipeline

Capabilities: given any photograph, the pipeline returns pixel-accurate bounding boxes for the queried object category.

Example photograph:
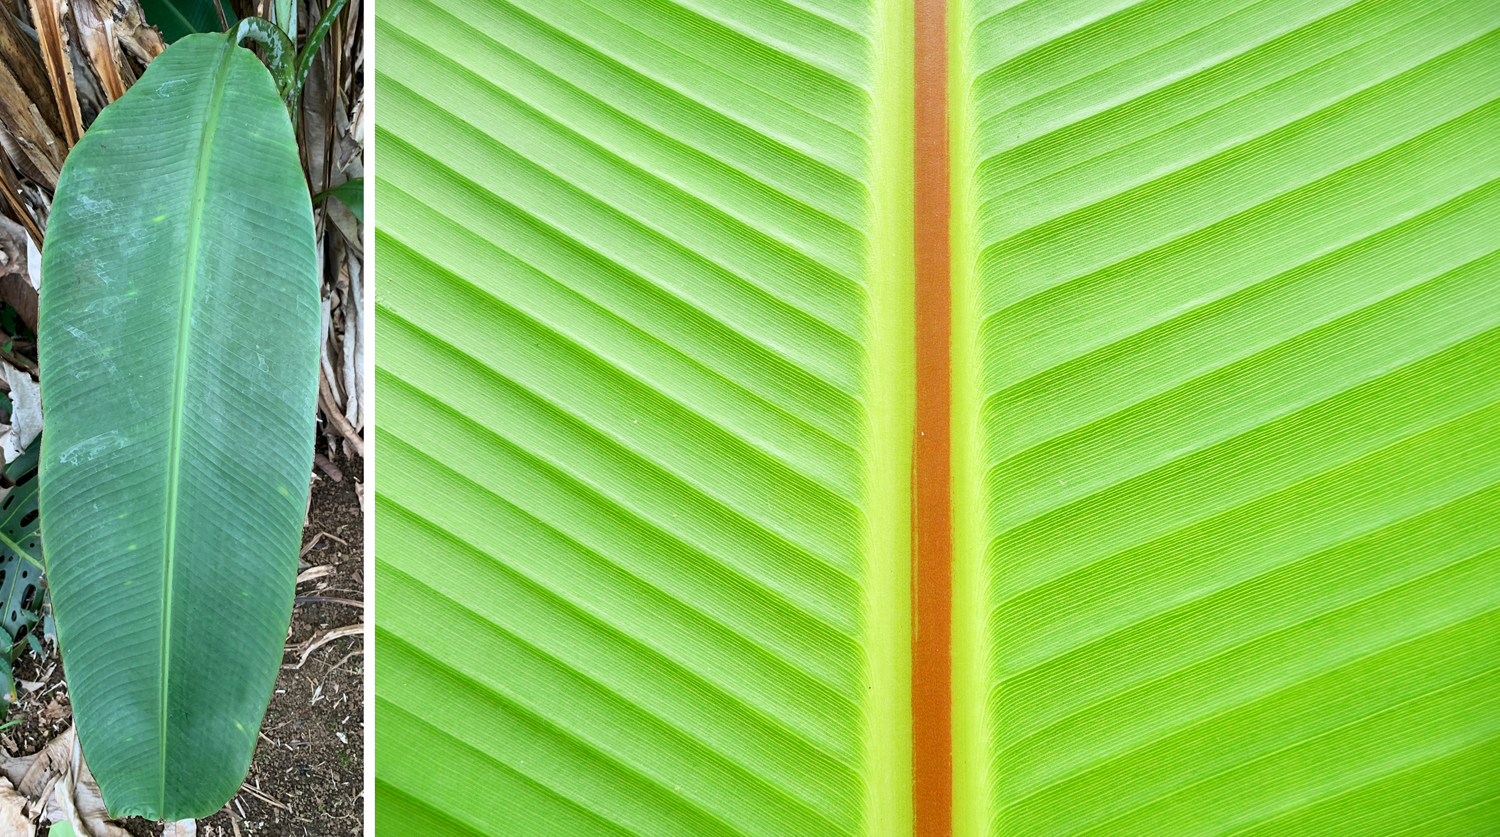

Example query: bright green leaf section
[952,1,1500,835]
[315,177,364,223]
[141,0,236,43]
[39,35,319,820]
[372,0,912,834]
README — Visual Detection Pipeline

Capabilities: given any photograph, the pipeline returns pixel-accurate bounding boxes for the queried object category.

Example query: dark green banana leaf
[38,33,319,820]
[140,0,236,43]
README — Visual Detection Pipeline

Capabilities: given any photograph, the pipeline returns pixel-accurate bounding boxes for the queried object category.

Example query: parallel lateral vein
[375,0,902,834]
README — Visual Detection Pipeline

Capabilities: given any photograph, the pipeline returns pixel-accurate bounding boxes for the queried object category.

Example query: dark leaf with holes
[0,442,40,641]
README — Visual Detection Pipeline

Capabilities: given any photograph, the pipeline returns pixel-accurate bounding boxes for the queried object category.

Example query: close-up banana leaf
[373,0,1498,835]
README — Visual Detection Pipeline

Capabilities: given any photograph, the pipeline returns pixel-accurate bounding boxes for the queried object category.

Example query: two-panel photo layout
[0,0,1495,834]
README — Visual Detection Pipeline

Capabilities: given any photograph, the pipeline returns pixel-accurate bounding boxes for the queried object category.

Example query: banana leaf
[951,1,1500,834]
[140,0,236,44]
[372,0,913,833]
[39,33,319,820]
[373,0,1500,834]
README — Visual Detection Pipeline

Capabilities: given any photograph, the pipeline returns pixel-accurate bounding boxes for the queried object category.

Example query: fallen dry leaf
[162,818,196,836]
[0,273,37,335]
[286,624,364,670]
[3,725,68,808]
[0,361,41,464]
[25,233,40,290]
[0,775,32,836]
[296,565,335,584]
[40,696,69,725]
[2,727,127,837]
[63,746,125,837]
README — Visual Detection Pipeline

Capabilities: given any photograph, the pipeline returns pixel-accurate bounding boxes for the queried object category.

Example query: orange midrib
[913,0,952,833]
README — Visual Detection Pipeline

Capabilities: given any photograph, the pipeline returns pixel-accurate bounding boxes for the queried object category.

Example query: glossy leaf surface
[39,34,319,820]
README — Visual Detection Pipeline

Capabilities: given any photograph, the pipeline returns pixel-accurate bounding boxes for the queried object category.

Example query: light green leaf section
[39,35,319,820]
[372,0,912,835]
[315,177,363,223]
[952,1,1500,835]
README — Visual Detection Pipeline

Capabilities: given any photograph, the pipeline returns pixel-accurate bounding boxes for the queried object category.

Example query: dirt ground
[7,444,364,837]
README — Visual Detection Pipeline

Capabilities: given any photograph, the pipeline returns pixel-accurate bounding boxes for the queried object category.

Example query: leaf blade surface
[951,2,1500,835]
[372,0,913,834]
[39,34,319,820]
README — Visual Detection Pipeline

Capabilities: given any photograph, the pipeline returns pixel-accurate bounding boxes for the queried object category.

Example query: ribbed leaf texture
[39,35,320,820]
[372,0,911,835]
[952,1,1500,835]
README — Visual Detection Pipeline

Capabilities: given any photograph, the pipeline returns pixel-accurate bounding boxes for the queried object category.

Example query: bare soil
[9,446,364,837]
